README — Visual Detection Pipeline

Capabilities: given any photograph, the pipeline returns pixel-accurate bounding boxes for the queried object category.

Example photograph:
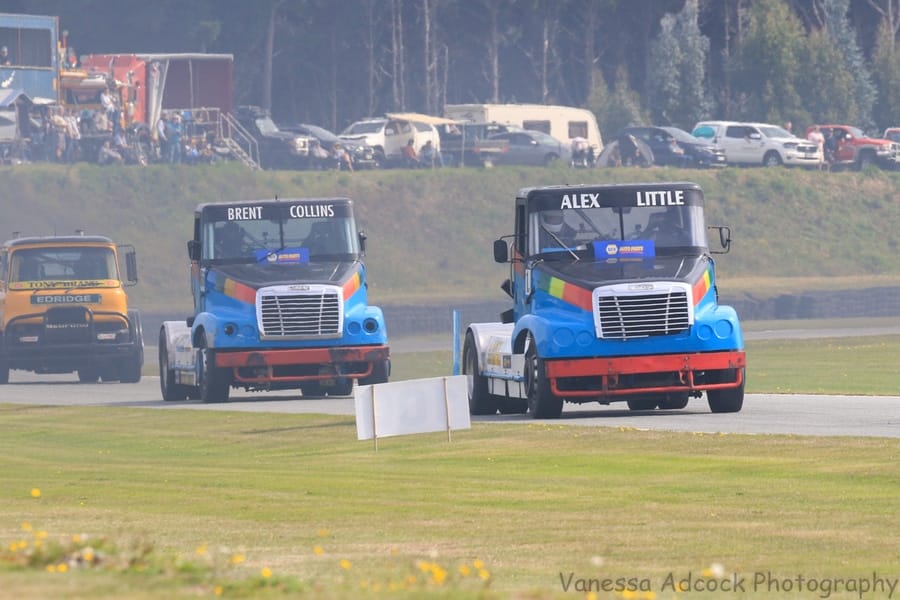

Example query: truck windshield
[9,247,118,282]
[530,205,707,257]
[204,215,359,263]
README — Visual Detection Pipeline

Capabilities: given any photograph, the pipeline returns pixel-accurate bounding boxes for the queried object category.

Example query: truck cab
[463,182,745,418]
[0,234,142,383]
[158,198,390,403]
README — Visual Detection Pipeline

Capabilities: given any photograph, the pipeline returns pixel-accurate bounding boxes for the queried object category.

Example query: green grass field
[2,331,899,599]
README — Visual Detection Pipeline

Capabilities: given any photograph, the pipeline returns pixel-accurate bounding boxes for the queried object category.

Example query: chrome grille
[259,290,341,338]
[596,289,690,339]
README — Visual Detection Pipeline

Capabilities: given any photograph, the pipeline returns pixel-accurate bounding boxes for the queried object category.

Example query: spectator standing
[165,113,183,163]
[823,129,838,170]
[63,110,81,163]
[807,125,825,170]
[783,121,793,135]
[156,113,169,162]
[100,87,116,132]
[0,46,11,65]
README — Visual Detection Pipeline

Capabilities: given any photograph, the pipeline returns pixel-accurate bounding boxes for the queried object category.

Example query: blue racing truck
[158,198,390,402]
[462,182,745,418]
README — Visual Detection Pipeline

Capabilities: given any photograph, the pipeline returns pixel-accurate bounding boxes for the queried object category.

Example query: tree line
[11,0,900,137]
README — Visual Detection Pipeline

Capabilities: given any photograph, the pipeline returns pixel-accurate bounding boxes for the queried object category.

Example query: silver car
[488,130,571,166]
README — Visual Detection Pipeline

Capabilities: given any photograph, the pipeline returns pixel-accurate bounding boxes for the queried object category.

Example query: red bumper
[544,350,746,398]
[214,345,390,384]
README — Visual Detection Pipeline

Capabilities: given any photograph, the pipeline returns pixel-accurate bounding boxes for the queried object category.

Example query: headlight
[782,142,798,150]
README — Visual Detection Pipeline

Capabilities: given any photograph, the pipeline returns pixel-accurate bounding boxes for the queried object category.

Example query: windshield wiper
[540,224,580,260]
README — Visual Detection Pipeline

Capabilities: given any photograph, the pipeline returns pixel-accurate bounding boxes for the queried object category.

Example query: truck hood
[852,136,892,146]
[537,253,709,288]
[210,260,359,289]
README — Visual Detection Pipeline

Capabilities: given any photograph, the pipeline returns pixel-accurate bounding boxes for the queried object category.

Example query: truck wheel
[198,337,230,403]
[463,332,499,415]
[856,151,874,171]
[0,351,8,385]
[707,369,745,413]
[499,398,528,414]
[330,378,354,396]
[119,321,144,384]
[159,330,190,401]
[359,360,390,386]
[657,393,689,410]
[524,338,563,419]
[762,151,782,167]
[626,397,658,411]
[78,368,100,383]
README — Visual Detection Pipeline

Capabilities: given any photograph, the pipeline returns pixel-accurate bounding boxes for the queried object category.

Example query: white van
[444,103,603,152]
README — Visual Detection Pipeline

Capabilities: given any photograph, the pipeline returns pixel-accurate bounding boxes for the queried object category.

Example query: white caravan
[444,103,603,152]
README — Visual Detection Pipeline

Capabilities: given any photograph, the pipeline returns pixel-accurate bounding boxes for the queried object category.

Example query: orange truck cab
[0,234,143,383]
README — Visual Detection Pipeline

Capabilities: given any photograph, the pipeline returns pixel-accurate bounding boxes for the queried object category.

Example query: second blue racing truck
[158,198,390,403]
[463,182,745,418]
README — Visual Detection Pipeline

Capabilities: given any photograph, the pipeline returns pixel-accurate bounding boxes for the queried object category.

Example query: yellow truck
[0,234,143,383]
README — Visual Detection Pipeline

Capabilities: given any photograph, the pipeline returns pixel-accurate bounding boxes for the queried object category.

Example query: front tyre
[463,331,499,415]
[359,359,390,386]
[159,329,191,401]
[524,337,563,419]
[707,368,745,413]
[762,151,782,167]
[198,336,230,403]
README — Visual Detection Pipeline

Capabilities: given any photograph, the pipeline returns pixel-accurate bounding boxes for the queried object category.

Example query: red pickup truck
[809,124,900,171]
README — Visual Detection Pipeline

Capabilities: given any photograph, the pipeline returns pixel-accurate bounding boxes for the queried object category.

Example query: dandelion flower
[57,563,68,573]
[478,568,491,580]
[458,565,471,577]
[30,488,41,498]
[339,558,352,570]
[261,567,272,578]
[313,546,324,555]
[21,522,32,532]
[317,528,330,537]
[195,544,208,556]
[214,585,223,596]
[229,553,245,565]
[472,559,484,570]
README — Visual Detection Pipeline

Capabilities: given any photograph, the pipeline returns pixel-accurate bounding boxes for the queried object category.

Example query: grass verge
[1,406,897,599]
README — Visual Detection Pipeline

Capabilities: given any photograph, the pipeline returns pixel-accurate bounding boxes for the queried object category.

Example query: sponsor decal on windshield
[255,247,309,264]
[593,240,656,259]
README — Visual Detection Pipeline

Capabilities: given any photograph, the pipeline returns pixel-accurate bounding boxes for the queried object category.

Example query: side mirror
[708,226,731,254]
[125,251,138,285]
[358,231,368,255]
[493,239,509,263]
[188,239,201,261]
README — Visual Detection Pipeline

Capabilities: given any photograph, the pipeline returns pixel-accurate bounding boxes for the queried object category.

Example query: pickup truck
[809,124,900,171]
[439,122,512,167]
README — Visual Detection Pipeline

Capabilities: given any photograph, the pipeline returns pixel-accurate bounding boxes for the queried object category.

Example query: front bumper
[215,344,390,384]
[3,309,139,372]
[544,350,746,399]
